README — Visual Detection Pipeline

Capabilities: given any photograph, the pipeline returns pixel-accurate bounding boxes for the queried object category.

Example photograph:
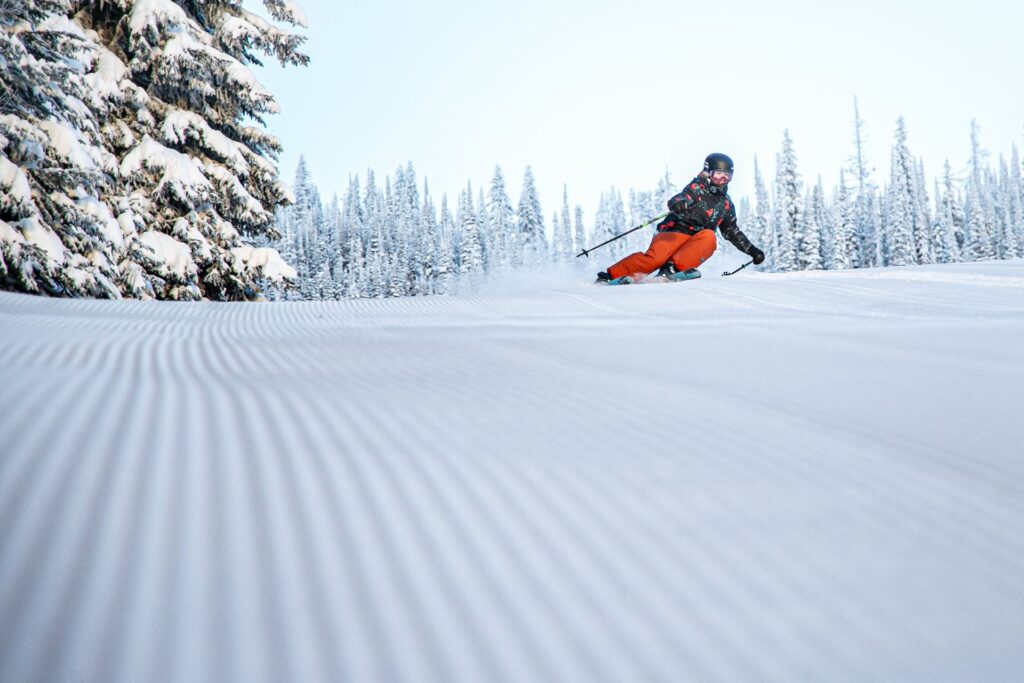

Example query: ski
[602,276,634,285]
[596,270,701,286]
[645,268,702,284]
[662,268,702,282]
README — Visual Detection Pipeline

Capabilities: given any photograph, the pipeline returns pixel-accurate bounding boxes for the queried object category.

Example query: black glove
[749,246,765,265]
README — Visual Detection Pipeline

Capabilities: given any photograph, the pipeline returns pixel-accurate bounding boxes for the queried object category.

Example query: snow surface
[1,260,1023,682]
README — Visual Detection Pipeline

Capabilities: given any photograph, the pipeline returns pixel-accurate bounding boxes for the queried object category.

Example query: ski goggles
[709,169,733,182]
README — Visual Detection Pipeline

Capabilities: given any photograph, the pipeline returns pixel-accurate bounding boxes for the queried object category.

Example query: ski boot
[657,262,701,281]
[596,271,634,285]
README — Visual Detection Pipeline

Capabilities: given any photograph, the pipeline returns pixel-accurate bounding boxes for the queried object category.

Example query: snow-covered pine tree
[982,168,1002,259]
[343,228,366,298]
[605,188,629,259]
[476,186,489,274]
[549,186,572,261]
[751,157,774,270]
[965,177,996,261]
[626,188,642,225]
[385,251,405,297]
[291,154,313,231]
[815,178,837,269]
[2,0,121,296]
[388,179,405,293]
[848,96,880,268]
[486,165,516,270]
[913,157,933,263]
[885,117,918,266]
[4,0,309,299]
[362,170,386,297]
[436,193,455,294]
[307,189,328,298]
[339,173,364,290]
[798,183,824,270]
[321,195,342,299]
[772,129,802,272]
[516,166,547,267]
[931,178,957,264]
[272,157,307,287]
[1009,145,1024,255]
[938,160,965,257]
[995,156,1021,259]
[863,193,883,269]
[550,211,563,261]
[573,205,586,256]
[286,156,327,298]
[418,178,438,294]
[457,183,484,287]
[591,191,610,257]
[559,185,574,259]
[830,169,854,269]
[968,119,989,186]
[401,162,424,293]
[963,122,997,262]
[381,173,403,296]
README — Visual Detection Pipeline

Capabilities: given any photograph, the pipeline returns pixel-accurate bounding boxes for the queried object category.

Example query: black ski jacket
[658,175,756,255]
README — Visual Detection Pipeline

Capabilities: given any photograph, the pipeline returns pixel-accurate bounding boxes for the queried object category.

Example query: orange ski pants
[607,229,717,280]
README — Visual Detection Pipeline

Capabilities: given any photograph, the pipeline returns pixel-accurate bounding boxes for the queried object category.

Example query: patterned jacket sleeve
[666,177,707,214]
[718,197,756,255]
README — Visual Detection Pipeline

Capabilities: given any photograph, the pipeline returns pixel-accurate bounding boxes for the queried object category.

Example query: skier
[597,153,765,284]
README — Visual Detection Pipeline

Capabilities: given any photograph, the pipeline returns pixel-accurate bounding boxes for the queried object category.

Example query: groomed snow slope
[2,261,1024,682]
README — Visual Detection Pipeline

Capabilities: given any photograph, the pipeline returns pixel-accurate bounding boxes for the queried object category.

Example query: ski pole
[721,260,753,277]
[576,212,669,258]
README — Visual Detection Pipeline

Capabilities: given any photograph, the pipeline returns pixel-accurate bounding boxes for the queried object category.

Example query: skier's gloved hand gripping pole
[576,212,669,258]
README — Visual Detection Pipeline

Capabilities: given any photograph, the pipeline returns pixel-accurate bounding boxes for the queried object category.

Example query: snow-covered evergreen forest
[3,4,1023,301]
[277,109,1024,299]
[1,0,306,300]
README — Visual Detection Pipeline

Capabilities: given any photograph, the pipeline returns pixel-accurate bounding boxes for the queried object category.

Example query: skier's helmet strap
[703,153,734,174]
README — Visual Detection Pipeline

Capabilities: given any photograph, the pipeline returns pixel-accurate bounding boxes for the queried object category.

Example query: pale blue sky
[257,0,1024,218]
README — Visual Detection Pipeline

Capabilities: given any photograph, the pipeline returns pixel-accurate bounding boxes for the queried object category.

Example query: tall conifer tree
[487,165,516,269]
[773,130,802,271]
[516,166,547,266]
[798,184,824,270]
[458,184,484,285]
[751,157,774,269]
[885,117,918,266]
[2,0,309,299]
[831,170,854,269]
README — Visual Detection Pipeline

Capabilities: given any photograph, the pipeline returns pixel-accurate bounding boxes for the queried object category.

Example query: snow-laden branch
[121,135,212,207]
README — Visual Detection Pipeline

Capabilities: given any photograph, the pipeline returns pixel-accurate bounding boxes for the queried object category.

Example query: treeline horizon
[271,106,1024,299]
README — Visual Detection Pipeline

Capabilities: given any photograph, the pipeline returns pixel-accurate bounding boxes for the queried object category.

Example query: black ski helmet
[703,153,734,174]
